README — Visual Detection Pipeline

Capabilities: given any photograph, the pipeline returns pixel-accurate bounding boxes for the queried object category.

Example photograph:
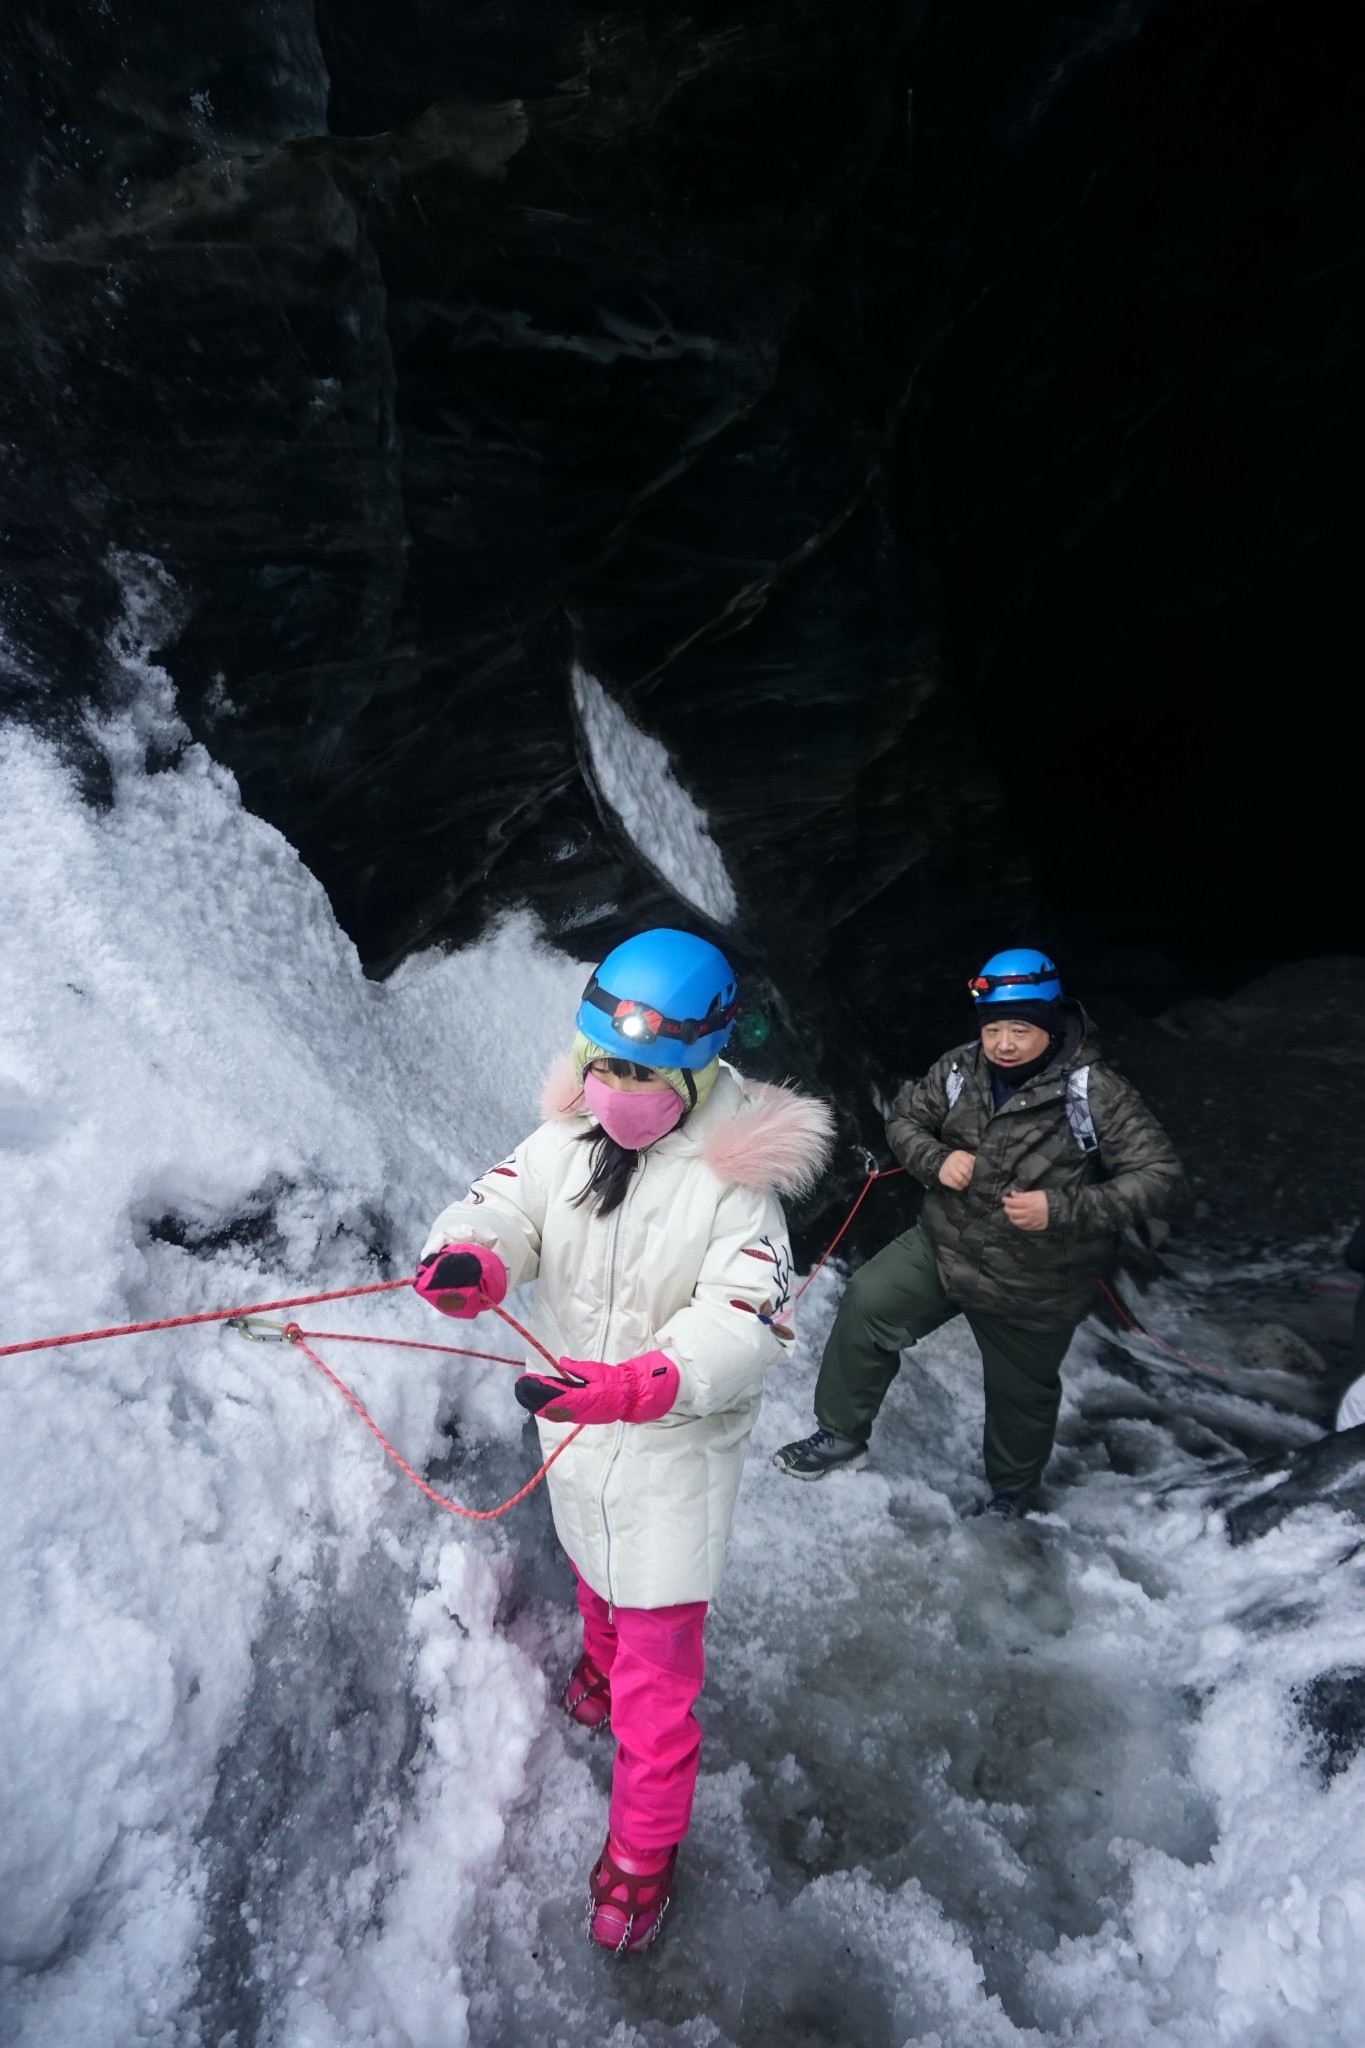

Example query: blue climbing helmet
[577,929,739,1071]
[968,947,1063,1007]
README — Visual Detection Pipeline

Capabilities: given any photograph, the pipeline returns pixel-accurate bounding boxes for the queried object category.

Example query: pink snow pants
[572,1563,708,1854]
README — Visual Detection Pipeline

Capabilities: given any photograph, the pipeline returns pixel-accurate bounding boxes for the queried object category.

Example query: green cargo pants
[814,1224,1075,1496]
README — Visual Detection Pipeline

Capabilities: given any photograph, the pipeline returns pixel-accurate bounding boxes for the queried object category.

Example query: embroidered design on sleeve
[470,1156,518,1197]
[739,1237,793,1317]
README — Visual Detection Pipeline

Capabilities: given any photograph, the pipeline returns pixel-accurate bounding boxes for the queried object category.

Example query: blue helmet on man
[577,929,739,1071]
[968,947,1063,1008]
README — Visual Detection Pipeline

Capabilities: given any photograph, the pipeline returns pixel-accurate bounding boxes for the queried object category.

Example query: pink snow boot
[561,1652,611,1731]
[587,1836,678,1954]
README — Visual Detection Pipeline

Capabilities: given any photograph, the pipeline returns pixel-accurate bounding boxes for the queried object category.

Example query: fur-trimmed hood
[540,1055,834,1199]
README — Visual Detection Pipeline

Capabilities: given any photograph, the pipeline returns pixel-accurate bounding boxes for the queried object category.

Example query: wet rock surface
[1223,1426,1365,1547]
[1091,957,1365,1252]
[923,0,1364,993]
[1297,1667,1365,1787]
[1,0,1023,1104]
[5,0,1359,1124]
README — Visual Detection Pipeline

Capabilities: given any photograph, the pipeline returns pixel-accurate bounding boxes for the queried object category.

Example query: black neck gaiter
[985,1035,1061,1094]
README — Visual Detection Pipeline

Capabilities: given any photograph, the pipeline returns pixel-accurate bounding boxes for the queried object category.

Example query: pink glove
[514,1350,680,1426]
[413,1243,508,1320]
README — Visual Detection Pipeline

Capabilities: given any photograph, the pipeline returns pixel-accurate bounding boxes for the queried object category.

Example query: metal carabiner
[855,1146,880,1180]
[227,1316,290,1343]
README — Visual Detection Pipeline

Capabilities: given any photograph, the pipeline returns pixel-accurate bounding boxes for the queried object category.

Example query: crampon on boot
[561,1652,611,1730]
[587,1837,677,1954]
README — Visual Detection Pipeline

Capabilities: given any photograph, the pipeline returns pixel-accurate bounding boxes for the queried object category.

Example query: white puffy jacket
[422,1058,834,1607]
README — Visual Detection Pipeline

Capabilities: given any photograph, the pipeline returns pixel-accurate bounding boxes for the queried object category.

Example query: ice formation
[0,700,583,2045]
[571,664,738,925]
[2,678,1364,2045]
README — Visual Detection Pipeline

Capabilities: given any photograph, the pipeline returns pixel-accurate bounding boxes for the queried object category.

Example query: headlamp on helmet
[574,929,740,1072]
[969,948,1064,1007]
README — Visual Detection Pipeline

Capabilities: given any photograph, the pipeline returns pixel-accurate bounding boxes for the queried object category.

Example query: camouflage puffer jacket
[886,1007,1183,1329]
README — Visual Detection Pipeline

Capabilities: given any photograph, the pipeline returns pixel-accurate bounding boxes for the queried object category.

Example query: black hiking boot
[982,1490,1022,1519]
[772,1428,869,1481]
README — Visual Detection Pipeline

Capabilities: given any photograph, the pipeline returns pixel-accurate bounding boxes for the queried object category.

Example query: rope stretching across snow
[0,1275,418,1356]
[0,1274,581,1521]
[284,1321,585,1522]
[0,1165,1230,1517]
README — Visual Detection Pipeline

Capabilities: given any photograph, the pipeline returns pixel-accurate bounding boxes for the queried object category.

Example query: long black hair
[572,1130,640,1218]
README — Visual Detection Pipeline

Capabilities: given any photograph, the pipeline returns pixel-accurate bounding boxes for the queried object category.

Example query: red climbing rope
[276,1290,581,1523]
[1095,1277,1228,1378]
[794,1164,904,1302]
[284,1321,583,1522]
[0,1272,578,1521]
[0,1160,1233,1524]
[0,1275,416,1358]
[292,1328,521,1363]
[480,1296,556,1365]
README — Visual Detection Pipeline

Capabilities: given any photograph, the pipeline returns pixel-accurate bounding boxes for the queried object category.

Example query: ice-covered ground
[472,1269,1365,2048]
[3,682,1365,2047]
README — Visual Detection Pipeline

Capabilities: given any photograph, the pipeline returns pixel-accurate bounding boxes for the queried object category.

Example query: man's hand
[938,1150,976,1191]
[1003,1189,1049,1232]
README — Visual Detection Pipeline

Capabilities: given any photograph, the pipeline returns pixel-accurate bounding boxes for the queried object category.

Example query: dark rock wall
[0,4,1090,1111]
[2,1,1360,1173]
[922,0,1365,995]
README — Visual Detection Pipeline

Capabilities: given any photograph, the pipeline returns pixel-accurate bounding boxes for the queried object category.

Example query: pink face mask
[583,1070,684,1150]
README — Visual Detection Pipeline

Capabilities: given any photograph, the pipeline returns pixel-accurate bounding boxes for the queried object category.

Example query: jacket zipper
[977,1070,1073,1238]
[596,1156,643,1604]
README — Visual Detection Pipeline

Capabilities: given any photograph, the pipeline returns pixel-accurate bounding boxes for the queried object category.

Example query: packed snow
[3,659,1364,2045]
[0,660,583,2045]
[571,664,738,925]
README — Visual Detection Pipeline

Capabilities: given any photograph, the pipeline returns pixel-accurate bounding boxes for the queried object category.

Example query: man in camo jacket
[775,949,1183,1514]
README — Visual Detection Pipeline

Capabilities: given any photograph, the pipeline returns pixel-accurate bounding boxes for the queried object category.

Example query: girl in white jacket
[415,930,833,1951]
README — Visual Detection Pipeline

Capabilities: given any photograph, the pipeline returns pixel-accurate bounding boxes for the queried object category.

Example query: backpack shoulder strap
[1065,1065,1100,1154]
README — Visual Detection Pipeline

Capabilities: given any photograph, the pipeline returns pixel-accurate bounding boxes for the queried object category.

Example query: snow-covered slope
[0,708,584,2047]
[3,701,1364,2047]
